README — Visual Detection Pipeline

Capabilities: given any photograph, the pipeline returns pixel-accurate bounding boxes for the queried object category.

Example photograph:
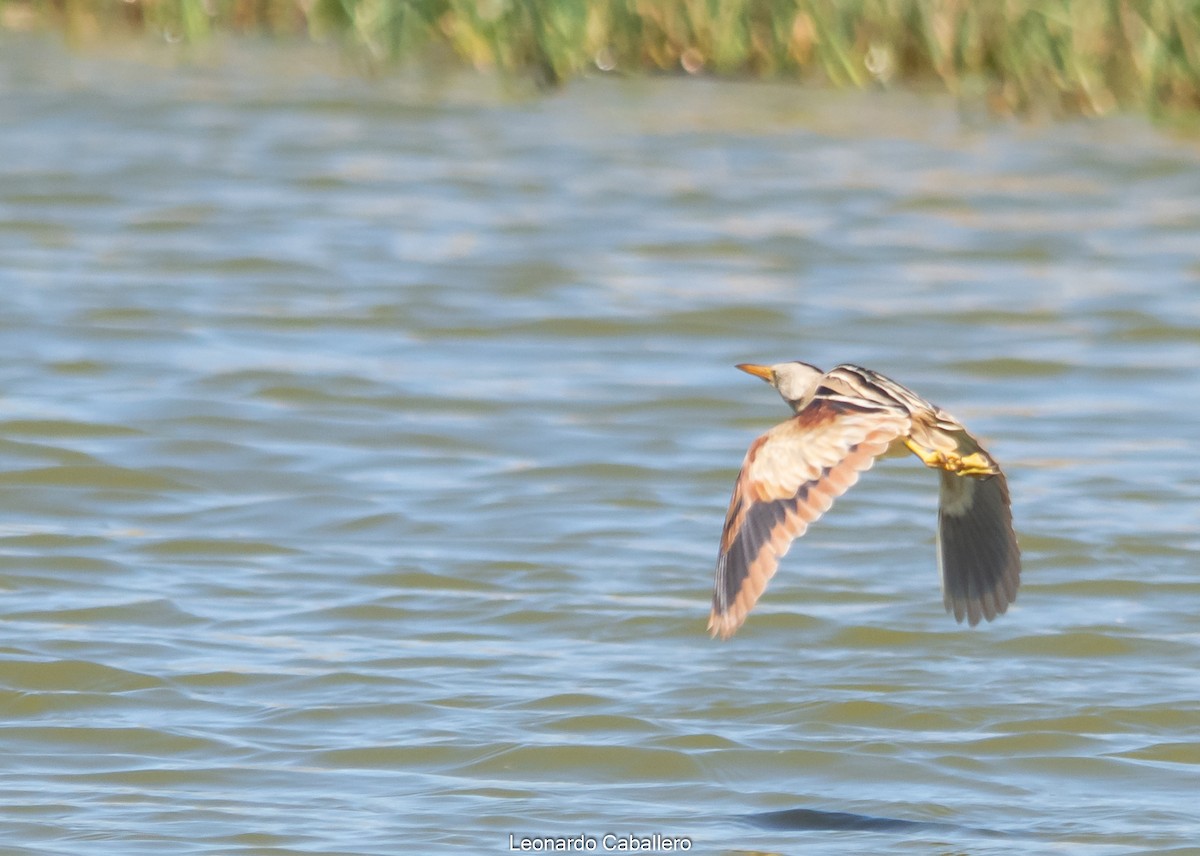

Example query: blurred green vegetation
[5,0,1200,115]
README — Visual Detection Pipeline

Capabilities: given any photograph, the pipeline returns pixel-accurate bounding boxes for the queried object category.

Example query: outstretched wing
[937,468,1021,626]
[709,399,910,639]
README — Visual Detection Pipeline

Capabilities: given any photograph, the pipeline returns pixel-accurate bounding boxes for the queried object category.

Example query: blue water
[1,33,1199,855]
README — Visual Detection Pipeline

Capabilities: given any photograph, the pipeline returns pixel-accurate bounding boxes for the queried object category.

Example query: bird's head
[736,361,824,411]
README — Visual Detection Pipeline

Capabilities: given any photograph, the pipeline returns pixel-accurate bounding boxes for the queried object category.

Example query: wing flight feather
[709,399,910,639]
[937,467,1021,626]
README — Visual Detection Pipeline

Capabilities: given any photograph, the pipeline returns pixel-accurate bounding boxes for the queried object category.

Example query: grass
[5,0,1200,116]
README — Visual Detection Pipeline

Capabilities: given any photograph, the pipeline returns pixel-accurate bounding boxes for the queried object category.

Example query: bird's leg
[904,439,999,478]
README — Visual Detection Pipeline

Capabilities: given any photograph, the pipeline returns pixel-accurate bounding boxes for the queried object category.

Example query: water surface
[1,34,1199,855]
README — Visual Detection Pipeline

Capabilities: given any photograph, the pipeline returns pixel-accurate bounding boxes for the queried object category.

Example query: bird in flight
[710,362,1020,639]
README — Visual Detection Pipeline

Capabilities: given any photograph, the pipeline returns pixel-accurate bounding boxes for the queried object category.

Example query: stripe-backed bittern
[710,362,1020,639]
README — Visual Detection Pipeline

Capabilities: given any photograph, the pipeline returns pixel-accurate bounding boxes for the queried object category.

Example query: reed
[6,0,1200,115]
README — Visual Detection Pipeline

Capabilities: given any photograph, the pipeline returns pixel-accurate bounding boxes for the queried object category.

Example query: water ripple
[1,35,1199,855]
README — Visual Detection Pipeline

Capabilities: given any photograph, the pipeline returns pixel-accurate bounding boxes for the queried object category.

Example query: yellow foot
[904,440,998,477]
[954,451,1000,477]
